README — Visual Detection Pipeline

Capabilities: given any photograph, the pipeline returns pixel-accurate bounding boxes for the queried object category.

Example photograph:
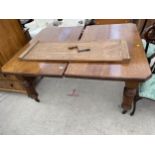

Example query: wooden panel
[65,24,151,81]
[95,19,131,25]
[2,26,84,76]
[0,73,18,81]
[0,19,29,93]
[0,19,27,66]
[19,40,130,63]
[0,80,26,93]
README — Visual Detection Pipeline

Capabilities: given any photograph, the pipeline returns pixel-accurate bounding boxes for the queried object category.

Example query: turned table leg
[16,75,40,102]
[121,81,139,114]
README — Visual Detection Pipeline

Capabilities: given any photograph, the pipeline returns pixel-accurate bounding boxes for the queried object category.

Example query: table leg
[130,92,142,116]
[16,75,40,102]
[121,81,139,114]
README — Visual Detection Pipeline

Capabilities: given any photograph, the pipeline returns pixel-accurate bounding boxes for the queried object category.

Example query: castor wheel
[122,110,127,114]
[130,111,134,116]
[35,98,40,102]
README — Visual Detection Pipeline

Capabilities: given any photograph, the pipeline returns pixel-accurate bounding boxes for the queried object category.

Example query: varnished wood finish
[95,19,131,25]
[19,40,39,59]
[65,24,151,81]
[0,19,29,93]
[2,26,84,76]
[0,20,27,67]
[20,40,130,63]
[2,24,151,113]
[121,81,139,111]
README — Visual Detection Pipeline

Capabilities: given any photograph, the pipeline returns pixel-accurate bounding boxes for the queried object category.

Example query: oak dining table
[2,23,151,114]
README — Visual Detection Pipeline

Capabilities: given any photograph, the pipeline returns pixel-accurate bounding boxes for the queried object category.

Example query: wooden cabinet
[0,20,28,66]
[0,19,29,93]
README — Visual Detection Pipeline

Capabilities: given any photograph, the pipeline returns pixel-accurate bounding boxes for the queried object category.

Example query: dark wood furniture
[144,23,155,53]
[2,24,151,113]
[130,23,155,116]
[135,19,155,36]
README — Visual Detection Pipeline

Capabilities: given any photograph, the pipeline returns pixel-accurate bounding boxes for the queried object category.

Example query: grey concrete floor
[0,77,155,134]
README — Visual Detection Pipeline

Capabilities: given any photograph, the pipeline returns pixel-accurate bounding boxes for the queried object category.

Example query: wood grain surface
[19,40,130,63]
[2,24,151,81]
[65,24,151,81]
[0,19,27,67]
[2,26,84,76]
[95,19,131,25]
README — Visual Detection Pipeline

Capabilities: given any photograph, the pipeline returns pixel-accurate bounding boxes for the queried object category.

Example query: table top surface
[19,40,130,63]
[2,26,83,76]
[2,24,151,81]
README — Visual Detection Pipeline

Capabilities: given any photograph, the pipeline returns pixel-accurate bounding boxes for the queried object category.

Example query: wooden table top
[65,24,151,81]
[19,40,130,63]
[2,24,151,81]
[2,26,83,76]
